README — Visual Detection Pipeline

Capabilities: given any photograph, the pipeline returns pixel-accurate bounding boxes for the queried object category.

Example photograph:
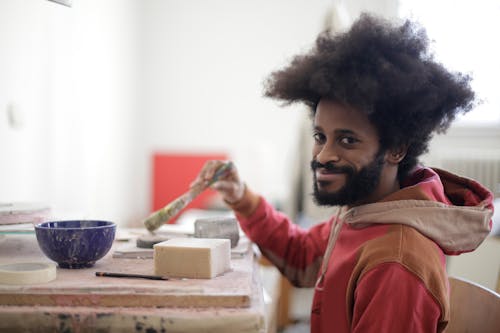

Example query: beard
[311,151,385,207]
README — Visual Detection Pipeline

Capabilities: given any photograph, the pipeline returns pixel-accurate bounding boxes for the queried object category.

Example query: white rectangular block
[153,238,231,279]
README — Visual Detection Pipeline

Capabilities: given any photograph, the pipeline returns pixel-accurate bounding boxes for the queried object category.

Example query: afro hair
[264,13,476,181]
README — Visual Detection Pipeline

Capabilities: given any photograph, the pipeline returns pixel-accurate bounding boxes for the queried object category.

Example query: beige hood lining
[342,200,493,254]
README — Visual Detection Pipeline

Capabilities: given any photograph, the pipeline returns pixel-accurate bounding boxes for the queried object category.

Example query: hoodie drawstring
[315,206,345,290]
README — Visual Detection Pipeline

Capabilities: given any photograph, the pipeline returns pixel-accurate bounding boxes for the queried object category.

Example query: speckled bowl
[34,220,116,269]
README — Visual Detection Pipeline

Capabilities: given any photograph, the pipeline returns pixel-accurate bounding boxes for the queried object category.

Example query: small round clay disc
[0,262,57,285]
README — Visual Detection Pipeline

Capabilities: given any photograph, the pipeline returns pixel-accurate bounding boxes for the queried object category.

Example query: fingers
[211,179,245,203]
[191,160,235,189]
[211,180,235,192]
[190,160,244,203]
[201,160,220,181]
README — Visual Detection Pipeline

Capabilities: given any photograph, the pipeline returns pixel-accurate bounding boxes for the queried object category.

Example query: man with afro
[194,13,494,333]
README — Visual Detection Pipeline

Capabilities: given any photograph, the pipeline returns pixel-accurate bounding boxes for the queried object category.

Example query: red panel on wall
[152,153,228,224]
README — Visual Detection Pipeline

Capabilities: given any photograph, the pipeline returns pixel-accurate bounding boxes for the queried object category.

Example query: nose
[314,142,340,165]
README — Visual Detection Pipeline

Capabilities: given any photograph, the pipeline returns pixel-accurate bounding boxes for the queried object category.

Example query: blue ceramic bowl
[34,220,116,269]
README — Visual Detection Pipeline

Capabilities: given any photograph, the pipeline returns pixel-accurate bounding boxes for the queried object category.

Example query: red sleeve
[237,196,332,287]
[352,262,442,333]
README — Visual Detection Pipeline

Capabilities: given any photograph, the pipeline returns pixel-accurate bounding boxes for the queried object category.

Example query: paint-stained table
[0,230,265,333]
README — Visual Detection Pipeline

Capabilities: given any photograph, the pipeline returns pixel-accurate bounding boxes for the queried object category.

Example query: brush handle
[96,271,168,280]
[144,162,233,232]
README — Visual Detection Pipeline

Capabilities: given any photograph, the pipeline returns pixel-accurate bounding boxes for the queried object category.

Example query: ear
[386,145,408,164]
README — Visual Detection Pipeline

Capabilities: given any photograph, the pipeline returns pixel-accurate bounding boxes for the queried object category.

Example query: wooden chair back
[444,276,500,333]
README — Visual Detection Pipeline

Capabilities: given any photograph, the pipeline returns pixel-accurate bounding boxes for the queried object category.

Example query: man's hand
[192,160,245,204]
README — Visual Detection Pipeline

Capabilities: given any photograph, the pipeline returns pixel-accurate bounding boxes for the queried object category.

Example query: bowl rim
[35,220,116,230]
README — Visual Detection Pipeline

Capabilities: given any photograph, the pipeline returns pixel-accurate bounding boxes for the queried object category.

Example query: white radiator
[421,149,500,197]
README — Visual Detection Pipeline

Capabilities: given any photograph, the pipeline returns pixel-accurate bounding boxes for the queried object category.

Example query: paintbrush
[143,161,233,233]
[95,271,168,280]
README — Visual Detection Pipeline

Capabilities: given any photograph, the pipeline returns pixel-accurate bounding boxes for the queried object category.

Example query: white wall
[0,0,334,226]
[0,0,52,203]
[134,0,333,224]
[0,0,139,224]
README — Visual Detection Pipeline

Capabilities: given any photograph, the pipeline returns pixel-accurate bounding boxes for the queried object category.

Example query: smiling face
[311,99,400,207]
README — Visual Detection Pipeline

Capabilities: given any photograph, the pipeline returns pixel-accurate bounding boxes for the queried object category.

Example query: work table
[0,230,266,333]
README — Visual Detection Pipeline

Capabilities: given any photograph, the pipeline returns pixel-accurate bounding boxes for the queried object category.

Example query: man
[194,14,493,332]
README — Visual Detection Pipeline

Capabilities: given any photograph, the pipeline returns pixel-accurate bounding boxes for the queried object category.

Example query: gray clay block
[194,217,240,248]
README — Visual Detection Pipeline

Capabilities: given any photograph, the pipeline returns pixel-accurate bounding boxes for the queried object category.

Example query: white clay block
[153,238,231,279]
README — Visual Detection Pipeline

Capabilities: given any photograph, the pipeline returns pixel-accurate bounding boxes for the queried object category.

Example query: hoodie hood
[342,166,494,255]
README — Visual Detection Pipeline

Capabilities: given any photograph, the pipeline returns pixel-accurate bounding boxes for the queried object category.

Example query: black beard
[311,151,385,207]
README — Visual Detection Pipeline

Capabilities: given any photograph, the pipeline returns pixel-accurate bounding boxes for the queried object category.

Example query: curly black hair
[264,13,476,181]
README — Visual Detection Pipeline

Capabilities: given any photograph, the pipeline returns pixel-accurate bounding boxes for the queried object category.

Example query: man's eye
[340,136,358,145]
[313,133,325,144]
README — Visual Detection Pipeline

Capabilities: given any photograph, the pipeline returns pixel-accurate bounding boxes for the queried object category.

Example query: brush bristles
[143,197,187,232]
[144,212,165,232]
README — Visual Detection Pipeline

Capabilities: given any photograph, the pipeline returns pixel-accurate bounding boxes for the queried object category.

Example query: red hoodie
[228,167,493,333]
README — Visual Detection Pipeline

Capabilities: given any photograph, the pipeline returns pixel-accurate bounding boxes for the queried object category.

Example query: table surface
[0,229,266,333]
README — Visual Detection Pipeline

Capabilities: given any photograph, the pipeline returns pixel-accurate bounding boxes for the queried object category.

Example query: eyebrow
[314,125,358,137]
[334,129,357,136]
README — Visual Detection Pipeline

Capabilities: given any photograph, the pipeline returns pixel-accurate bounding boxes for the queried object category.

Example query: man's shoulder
[350,224,450,324]
[356,224,445,272]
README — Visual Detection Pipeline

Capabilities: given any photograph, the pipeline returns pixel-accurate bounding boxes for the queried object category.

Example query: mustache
[310,160,353,174]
